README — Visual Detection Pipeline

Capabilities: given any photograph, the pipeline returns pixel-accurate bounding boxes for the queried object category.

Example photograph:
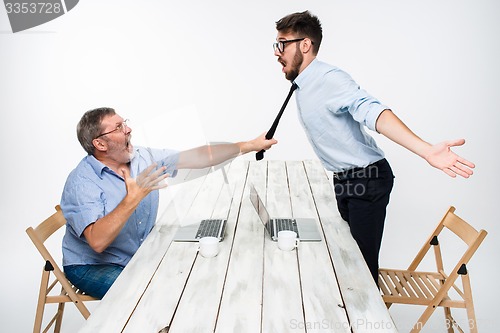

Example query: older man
[61,107,277,298]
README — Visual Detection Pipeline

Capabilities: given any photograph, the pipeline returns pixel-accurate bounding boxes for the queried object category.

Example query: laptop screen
[249,184,271,228]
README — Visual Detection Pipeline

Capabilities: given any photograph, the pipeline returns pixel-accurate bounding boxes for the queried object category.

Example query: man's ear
[92,138,107,152]
[301,37,314,54]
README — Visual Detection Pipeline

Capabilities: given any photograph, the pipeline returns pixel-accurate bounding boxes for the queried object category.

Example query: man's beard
[285,46,303,81]
[107,136,134,163]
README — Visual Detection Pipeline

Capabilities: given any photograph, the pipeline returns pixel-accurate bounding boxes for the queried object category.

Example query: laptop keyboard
[275,218,299,235]
[195,219,224,239]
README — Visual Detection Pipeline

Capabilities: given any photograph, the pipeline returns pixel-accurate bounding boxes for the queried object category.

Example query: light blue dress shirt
[61,146,179,267]
[293,59,388,172]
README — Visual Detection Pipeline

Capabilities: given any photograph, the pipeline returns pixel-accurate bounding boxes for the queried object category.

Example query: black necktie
[256,83,298,161]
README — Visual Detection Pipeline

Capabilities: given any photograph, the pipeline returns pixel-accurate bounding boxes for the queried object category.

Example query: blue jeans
[64,264,124,299]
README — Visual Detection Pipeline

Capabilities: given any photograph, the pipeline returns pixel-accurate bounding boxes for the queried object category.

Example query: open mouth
[278,58,287,72]
[125,136,133,152]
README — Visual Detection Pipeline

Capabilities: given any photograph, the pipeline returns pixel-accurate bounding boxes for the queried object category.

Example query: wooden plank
[425,274,441,293]
[123,162,244,333]
[413,274,434,299]
[286,160,350,333]
[121,243,197,333]
[167,161,249,333]
[395,271,416,298]
[443,212,478,246]
[303,160,398,333]
[388,271,407,297]
[215,161,266,333]
[380,271,399,297]
[378,272,392,296]
[403,272,426,298]
[261,160,305,333]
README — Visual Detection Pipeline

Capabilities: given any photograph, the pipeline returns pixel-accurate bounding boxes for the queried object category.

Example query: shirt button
[138,221,142,225]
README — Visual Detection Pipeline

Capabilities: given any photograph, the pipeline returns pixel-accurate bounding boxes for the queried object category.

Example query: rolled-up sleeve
[61,180,105,237]
[326,70,389,132]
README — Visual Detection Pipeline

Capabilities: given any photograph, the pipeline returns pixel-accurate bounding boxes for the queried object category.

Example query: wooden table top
[80,160,397,333]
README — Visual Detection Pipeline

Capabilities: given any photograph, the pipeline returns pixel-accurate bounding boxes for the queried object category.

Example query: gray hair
[77,107,116,155]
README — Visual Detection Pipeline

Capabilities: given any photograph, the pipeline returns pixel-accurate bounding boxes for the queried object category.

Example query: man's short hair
[276,10,323,55]
[77,107,116,155]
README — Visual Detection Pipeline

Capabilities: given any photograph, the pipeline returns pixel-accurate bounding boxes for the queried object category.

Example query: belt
[333,159,386,180]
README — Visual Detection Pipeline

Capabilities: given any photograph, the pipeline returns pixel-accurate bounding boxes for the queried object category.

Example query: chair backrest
[442,206,483,246]
[26,205,66,266]
[30,205,66,241]
[27,205,97,332]
[408,206,487,272]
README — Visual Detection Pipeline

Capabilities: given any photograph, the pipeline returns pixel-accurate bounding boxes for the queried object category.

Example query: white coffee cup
[277,230,299,251]
[198,236,220,258]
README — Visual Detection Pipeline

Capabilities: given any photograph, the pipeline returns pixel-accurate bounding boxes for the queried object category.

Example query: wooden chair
[378,206,487,333]
[26,205,98,333]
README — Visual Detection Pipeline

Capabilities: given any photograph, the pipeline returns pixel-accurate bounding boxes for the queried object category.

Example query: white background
[1,0,499,332]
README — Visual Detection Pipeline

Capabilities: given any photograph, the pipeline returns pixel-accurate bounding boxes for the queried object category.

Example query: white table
[80,160,397,333]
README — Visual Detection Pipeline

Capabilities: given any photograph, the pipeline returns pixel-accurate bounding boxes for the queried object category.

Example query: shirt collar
[293,58,319,89]
[86,152,139,180]
[85,155,111,179]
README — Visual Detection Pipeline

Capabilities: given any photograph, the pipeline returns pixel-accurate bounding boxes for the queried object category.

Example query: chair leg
[32,305,44,333]
[410,322,423,333]
[72,296,92,319]
[411,305,439,333]
[466,307,478,333]
[33,270,50,333]
[462,274,478,333]
[54,301,66,333]
[443,307,454,333]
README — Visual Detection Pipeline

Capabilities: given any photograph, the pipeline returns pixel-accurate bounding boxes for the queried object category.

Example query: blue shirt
[293,59,388,172]
[61,146,179,267]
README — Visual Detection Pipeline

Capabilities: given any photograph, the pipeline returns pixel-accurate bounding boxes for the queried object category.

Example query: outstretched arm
[375,109,475,178]
[176,133,277,169]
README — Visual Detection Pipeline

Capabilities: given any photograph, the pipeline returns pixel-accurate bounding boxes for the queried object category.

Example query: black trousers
[333,158,394,283]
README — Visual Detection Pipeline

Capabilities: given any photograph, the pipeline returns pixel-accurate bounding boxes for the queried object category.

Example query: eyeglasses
[273,38,305,53]
[95,119,129,139]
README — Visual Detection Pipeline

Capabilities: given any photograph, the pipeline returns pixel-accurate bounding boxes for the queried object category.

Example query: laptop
[173,218,227,242]
[249,184,322,241]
